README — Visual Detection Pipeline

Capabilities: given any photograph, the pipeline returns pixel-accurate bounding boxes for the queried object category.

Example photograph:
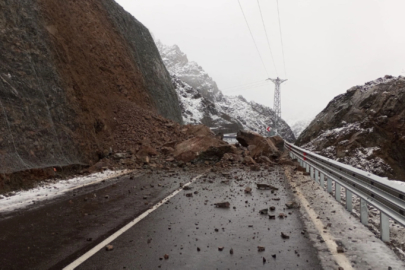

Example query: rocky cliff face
[296,75,405,180]
[156,41,296,142]
[0,0,182,174]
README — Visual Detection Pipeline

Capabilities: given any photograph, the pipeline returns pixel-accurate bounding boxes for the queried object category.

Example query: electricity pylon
[266,77,287,135]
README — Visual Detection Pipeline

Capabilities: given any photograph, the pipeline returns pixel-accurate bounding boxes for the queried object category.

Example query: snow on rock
[297,75,405,180]
[156,40,295,141]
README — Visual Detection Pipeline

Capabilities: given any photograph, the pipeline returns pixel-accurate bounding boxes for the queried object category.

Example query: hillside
[0,0,182,176]
[156,41,296,141]
[296,75,405,180]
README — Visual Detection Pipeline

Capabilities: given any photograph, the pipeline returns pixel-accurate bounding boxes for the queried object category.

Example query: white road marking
[63,172,206,270]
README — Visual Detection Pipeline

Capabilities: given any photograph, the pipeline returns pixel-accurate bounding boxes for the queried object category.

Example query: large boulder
[174,136,233,162]
[236,130,280,158]
[268,136,285,152]
[183,124,215,137]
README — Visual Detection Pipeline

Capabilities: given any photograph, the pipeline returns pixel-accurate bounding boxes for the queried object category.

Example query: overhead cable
[257,0,278,76]
[221,80,267,91]
[276,0,287,77]
[238,0,269,77]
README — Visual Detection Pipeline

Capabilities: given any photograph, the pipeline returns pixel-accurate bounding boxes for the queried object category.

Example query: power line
[237,0,269,77]
[225,83,268,93]
[257,0,278,76]
[221,80,267,91]
[276,0,287,77]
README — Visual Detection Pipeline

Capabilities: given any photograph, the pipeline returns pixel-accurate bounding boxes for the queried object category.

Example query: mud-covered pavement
[74,166,321,270]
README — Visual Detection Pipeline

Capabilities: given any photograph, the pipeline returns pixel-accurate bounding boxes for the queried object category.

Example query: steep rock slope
[297,75,405,180]
[0,0,182,175]
[157,41,295,141]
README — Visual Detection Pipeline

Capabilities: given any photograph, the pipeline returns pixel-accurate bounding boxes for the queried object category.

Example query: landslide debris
[296,75,405,180]
[0,0,181,185]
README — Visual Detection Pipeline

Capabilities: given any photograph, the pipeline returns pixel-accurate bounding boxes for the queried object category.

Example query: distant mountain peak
[157,41,296,141]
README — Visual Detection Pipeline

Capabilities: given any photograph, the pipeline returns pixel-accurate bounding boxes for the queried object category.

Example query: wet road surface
[77,166,322,270]
[0,168,203,270]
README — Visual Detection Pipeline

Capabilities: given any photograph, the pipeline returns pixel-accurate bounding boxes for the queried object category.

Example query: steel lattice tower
[267,77,287,134]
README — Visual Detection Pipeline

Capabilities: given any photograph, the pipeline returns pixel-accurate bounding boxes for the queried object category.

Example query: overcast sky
[116,0,405,124]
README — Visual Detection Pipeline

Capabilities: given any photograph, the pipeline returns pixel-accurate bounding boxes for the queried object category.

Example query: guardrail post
[346,189,352,212]
[315,169,319,184]
[360,198,368,225]
[320,173,325,189]
[335,182,341,202]
[327,177,332,194]
[380,212,390,242]
[310,167,314,180]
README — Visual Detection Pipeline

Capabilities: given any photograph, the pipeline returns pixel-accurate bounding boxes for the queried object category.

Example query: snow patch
[0,170,128,213]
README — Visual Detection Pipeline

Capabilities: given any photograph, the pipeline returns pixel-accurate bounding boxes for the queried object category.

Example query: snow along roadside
[283,166,405,270]
[0,170,131,213]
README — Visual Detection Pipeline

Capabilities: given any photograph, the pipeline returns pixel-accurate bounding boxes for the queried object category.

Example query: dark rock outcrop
[296,75,405,180]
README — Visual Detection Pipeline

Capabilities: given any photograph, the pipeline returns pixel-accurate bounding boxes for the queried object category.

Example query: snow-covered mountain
[296,75,405,180]
[290,118,313,138]
[156,41,296,142]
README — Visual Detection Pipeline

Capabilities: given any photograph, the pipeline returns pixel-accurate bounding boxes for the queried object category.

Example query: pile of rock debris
[92,126,288,173]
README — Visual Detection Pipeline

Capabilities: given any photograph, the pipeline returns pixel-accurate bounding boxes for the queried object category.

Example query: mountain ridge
[156,40,296,142]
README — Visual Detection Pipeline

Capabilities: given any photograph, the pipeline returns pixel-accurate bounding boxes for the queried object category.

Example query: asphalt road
[76,166,322,270]
[0,168,203,270]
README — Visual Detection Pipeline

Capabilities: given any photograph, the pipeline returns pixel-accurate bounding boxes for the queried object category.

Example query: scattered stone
[272,254,276,259]
[197,247,200,252]
[257,246,265,252]
[269,206,276,211]
[230,248,234,255]
[185,193,193,197]
[104,195,109,199]
[281,232,290,239]
[259,208,268,215]
[164,254,169,260]
[214,202,230,208]
[269,215,276,219]
[244,187,252,194]
[278,213,286,219]
[285,201,299,209]
[336,246,344,253]
[105,245,114,251]
[256,183,278,190]
[218,247,224,251]
[263,257,266,263]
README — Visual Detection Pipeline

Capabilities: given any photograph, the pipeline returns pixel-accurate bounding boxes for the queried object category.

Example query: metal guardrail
[285,141,405,242]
